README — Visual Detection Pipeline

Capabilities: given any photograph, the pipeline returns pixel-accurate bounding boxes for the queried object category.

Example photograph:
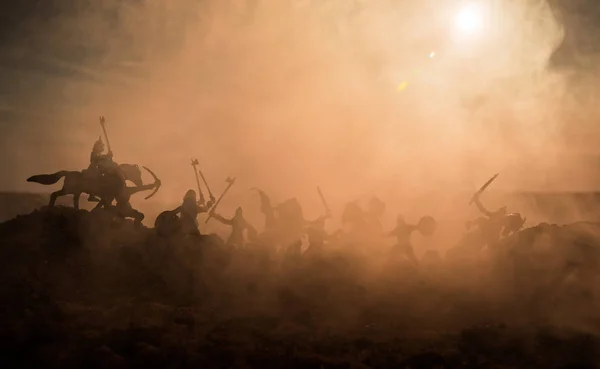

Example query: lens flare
[454,3,484,37]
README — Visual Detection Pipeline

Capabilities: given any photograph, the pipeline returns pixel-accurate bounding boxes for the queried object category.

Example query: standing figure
[365,196,386,235]
[209,206,257,248]
[471,195,510,249]
[253,188,278,231]
[173,190,214,237]
[384,215,437,267]
[334,202,370,248]
[275,197,330,248]
[302,226,329,258]
[384,215,420,267]
[468,173,525,248]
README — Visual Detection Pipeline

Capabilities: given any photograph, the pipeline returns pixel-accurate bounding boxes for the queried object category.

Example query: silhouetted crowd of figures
[25,117,531,270]
[14,117,600,369]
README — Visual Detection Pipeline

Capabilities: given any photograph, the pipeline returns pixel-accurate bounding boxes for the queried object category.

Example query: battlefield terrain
[1,192,600,369]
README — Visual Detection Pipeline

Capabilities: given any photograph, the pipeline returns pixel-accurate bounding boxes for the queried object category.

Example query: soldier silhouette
[366,196,386,235]
[384,215,420,267]
[384,214,437,267]
[471,194,510,248]
[85,136,117,202]
[173,189,214,237]
[209,206,257,248]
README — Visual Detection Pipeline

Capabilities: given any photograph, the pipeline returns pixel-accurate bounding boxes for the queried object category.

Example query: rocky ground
[0,206,599,369]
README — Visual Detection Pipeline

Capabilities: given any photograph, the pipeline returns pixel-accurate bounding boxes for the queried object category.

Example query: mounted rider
[85,136,123,201]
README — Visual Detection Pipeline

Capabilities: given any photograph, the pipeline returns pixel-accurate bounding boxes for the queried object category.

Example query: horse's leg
[130,209,145,227]
[49,188,67,207]
[120,205,145,227]
[97,196,115,209]
[73,193,81,210]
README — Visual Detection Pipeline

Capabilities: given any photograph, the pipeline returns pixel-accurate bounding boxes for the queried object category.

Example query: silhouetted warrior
[85,136,119,202]
[93,169,161,227]
[256,193,330,248]
[209,206,257,248]
[253,188,277,231]
[341,202,367,231]
[365,196,386,235]
[173,190,214,237]
[275,198,329,251]
[471,195,520,248]
[302,226,330,258]
[111,189,145,227]
[335,202,371,247]
[384,215,420,267]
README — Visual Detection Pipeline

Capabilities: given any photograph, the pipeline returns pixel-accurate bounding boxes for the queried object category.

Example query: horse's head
[119,164,144,187]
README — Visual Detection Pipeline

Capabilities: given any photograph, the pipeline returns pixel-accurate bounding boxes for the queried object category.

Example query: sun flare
[454,3,485,37]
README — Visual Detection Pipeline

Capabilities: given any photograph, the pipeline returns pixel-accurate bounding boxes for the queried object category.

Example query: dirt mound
[0,192,74,222]
[2,207,600,368]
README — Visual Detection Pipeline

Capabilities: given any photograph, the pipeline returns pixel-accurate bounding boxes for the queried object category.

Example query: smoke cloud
[2,0,599,234]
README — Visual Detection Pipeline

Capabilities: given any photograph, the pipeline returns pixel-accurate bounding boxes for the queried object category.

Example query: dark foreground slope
[1,207,600,369]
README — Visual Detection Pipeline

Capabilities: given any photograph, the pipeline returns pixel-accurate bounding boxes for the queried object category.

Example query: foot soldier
[366,196,386,235]
[384,215,437,267]
[93,166,161,226]
[469,174,526,248]
[209,206,257,248]
[173,190,214,237]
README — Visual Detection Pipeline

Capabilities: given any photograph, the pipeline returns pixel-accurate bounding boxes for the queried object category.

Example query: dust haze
[3,0,599,228]
[6,3,600,366]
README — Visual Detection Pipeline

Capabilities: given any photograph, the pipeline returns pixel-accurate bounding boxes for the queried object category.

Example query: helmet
[184,189,196,201]
[417,215,437,236]
[368,197,385,216]
[93,136,104,151]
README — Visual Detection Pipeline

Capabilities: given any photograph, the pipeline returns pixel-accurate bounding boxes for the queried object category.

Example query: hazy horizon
[2,0,600,224]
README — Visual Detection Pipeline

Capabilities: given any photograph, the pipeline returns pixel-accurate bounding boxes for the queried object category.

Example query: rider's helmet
[93,136,104,153]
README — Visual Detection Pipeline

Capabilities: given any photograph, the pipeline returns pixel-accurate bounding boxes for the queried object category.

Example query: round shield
[417,215,437,236]
[154,210,181,237]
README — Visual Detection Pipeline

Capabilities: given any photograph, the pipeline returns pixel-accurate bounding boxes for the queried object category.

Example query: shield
[154,210,181,237]
[417,215,437,236]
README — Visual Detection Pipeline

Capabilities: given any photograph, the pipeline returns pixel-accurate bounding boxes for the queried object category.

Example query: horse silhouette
[27,163,160,209]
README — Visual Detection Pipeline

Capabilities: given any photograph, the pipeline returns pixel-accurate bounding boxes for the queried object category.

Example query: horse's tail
[27,171,72,185]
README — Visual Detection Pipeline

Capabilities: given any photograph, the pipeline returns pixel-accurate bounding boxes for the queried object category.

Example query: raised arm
[307,212,330,228]
[382,227,397,238]
[210,212,233,226]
